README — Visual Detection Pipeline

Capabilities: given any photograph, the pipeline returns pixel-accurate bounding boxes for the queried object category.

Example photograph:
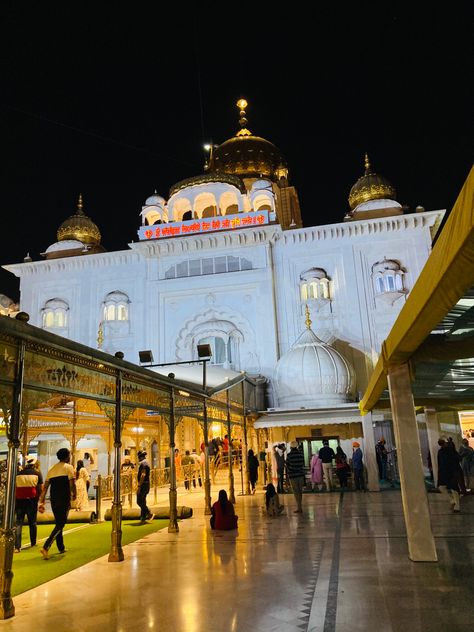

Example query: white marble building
[4,101,444,485]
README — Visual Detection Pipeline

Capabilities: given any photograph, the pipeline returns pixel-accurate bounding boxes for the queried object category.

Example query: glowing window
[103,291,130,322]
[42,299,69,330]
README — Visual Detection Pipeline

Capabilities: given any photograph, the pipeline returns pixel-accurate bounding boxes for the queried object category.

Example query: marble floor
[2,486,473,632]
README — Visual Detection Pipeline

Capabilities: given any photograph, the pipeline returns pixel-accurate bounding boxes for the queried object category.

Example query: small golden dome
[212,99,287,181]
[57,194,102,245]
[348,154,396,210]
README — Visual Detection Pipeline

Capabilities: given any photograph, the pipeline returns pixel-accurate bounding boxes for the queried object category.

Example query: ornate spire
[77,193,84,215]
[364,153,372,175]
[236,98,251,137]
[305,304,312,329]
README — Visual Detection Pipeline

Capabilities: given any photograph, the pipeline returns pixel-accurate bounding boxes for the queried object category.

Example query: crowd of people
[13,431,473,552]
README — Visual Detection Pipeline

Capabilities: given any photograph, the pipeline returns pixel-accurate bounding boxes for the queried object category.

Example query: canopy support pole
[388,363,437,562]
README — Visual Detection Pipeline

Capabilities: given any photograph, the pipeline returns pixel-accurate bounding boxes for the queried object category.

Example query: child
[265,483,284,517]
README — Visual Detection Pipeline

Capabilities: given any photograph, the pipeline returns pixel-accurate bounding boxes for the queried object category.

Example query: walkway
[2,487,473,632]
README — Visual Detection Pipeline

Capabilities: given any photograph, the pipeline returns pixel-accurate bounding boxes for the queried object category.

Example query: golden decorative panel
[0,340,18,383]
[121,378,170,411]
[24,350,116,402]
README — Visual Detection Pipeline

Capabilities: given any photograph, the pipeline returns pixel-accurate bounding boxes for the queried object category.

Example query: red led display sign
[138,210,269,241]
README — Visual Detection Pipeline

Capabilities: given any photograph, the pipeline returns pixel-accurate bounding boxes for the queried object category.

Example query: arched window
[198,336,230,365]
[371,259,406,304]
[194,192,218,218]
[103,291,130,322]
[164,256,252,279]
[299,268,331,306]
[42,299,69,330]
[191,320,243,369]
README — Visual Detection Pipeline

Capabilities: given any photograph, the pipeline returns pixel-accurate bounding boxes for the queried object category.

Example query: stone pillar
[0,339,25,619]
[227,390,235,504]
[202,400,212,515]
[168,389,179,533]
[361,412,380,492]
[108,371,124,562]
[387,363,437,562]
[242,382,251,495]
[424,408,439,486]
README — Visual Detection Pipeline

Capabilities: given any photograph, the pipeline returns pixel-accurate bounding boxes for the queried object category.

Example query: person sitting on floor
[210,489,238,530]
[265,483,284,517]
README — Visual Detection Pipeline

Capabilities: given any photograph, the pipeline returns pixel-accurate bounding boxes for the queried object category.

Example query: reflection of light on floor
[231,612,238,631]
[147,608,155,629]
[181,588,198,632]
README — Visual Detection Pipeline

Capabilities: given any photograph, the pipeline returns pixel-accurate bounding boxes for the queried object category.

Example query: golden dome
[212,99,287,181]
[57,194,102,245]
[348,154,397,210]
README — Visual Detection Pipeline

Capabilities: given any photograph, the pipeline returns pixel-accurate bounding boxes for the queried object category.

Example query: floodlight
[139,350,154,364]
[197,344,212,359]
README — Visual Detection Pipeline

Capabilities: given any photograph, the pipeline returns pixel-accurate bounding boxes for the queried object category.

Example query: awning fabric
[254,404,361,428]
[360,166,474,415]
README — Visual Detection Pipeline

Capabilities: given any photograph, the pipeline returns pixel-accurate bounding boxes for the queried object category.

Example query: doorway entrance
[297,436,339,467]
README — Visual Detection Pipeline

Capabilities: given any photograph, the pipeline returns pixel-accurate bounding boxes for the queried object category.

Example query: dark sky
[1,3,472,300]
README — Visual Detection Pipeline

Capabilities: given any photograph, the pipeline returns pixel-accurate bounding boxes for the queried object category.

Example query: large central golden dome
[212,99,287,181]
[57,195,102,244]
[348,154,396,210]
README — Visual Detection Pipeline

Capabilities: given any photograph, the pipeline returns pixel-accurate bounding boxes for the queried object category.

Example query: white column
[361,412,380,491]
[387,363,437,562]
[424,408,439,486]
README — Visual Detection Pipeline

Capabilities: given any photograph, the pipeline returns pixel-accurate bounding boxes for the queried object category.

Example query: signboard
[138,210,269,241]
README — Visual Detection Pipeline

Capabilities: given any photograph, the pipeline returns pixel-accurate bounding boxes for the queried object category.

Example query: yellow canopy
[360,166,474,415]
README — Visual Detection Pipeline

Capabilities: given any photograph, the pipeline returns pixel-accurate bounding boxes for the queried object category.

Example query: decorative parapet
[3,250,142,278]
[281,210,445,245]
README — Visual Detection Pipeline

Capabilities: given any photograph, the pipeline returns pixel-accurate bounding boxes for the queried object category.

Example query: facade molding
[4,250,141,277]
[281,210,445,245]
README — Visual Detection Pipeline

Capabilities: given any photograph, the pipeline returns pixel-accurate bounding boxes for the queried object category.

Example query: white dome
[45,240,84,253]
[274,328,354,408]
[354,198,401,212]
[145,193,165,207]
[251,179,273,191]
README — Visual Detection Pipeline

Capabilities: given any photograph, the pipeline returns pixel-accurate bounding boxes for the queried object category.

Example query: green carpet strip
[12,519,168,596]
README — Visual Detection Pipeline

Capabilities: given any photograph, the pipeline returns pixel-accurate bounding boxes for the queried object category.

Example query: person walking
[182,450,194,490]
[375,438,388,481]
[121,456,135,504]
[335,446,350,489]
[38,448,76,560]
[247,449,259,493]
[318,440,335,491]
[14,457,43,552]
[352,442,365,491]
[74,459,90,511]
[437,438,461,512]
[273,444,286,493]
[309,452,323,491]
[459,439,474,492]
[286,441,306,513]
[190,449,203,488]
[137,450,154,524]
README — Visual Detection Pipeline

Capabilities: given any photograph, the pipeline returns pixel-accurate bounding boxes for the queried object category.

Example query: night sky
[1,3,472,300]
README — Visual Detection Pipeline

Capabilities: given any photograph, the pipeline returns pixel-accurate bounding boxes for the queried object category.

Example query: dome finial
[305,304,312,329]
[77,193,84,215]
[237,98,248,128]
[235,98,251,137]
[364,153,371,175]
